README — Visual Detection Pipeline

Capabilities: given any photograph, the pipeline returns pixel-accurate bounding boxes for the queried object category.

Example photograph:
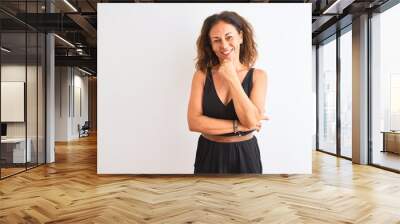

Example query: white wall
[72,72,89,138]
[1,64,46,163]
[55,67,89,141]
[1,65,39,137]
[98,3,313,174]
[1,65,28,142]
[312,45,317,150]
[55,67,69,141]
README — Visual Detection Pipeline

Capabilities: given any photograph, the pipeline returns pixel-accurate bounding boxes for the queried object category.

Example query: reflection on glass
[38,33,46,165]
[390,75,400,130]
[340,30,352,158]
[1,32,27,177]
[371,3,400,171]
[0,1,46,179]
[318,37,337,154]
[27,32,38,169]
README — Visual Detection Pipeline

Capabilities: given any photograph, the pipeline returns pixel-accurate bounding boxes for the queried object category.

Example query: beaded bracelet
[233,120,238,134]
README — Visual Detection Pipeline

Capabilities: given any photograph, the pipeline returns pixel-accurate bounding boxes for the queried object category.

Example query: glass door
[318,36,337,155]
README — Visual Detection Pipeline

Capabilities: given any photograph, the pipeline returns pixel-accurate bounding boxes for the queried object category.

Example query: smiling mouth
[221,49,233,57]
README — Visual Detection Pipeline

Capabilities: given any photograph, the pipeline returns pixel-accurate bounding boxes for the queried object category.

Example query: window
[371,3,400,171]
[318,36,337,155]
[340,29,352,158]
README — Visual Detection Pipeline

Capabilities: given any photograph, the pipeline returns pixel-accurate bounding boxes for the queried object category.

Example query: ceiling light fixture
[63,0,78,12]
[322,0,354,15]
[54,34,75,48]
[1,47,11,53]
[323,0,342,14]
[78,67,93,76]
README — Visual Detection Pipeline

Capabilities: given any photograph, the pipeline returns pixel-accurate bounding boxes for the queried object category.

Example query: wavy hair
[195,11,258,72]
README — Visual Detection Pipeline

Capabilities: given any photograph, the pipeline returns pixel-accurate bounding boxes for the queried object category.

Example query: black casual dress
[194,68,263,174]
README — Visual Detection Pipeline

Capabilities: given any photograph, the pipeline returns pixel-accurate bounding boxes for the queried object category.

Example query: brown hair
[195,11,258,72]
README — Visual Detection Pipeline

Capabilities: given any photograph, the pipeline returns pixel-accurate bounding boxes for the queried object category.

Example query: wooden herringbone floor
[1,134,400,224]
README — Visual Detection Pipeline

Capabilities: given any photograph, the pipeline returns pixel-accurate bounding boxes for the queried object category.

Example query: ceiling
[0,0,394,75]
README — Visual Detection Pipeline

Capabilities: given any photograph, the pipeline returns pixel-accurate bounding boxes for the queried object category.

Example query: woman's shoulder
[252,68,268,80]
[193,69,207,78]
[192,69,208,84]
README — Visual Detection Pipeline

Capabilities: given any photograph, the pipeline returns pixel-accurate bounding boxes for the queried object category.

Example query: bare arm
[187,70,253,135]
[228,69,268,129]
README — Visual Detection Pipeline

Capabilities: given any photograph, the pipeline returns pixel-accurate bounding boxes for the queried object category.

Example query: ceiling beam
[67,13,97,46]
[322,0,356,14]
[55,55,96,69]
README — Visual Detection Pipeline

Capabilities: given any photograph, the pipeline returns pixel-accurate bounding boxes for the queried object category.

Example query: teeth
[222,49,232,55]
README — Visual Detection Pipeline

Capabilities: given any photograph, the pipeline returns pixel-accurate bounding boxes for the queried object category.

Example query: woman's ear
[239,31,243,44]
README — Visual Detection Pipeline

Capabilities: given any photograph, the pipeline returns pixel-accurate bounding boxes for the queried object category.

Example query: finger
[261,114,270,120]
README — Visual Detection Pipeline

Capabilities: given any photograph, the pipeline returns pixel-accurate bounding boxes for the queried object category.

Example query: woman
[187,11,268,174]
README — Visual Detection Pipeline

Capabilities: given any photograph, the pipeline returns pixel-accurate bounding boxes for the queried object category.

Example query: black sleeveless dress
[194,68,263,174]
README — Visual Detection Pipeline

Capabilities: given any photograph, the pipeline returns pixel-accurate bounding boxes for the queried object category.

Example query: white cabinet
[1,138,32,163]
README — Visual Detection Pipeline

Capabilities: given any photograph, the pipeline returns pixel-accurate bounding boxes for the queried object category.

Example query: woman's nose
[221,40,229,49]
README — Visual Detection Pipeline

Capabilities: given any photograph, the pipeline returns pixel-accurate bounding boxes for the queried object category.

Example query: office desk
[382,131,400,154]
[1,138,31,163]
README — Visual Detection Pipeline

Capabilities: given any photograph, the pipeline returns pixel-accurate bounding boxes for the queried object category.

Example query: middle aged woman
[187,11,268,174]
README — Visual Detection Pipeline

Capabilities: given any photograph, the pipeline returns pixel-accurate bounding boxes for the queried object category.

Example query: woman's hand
[217,59,238,83]
[237,121,261,132]
[238,114,270,132]
[256,114,269,132]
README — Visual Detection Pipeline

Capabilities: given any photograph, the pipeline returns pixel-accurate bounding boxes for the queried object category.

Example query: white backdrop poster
[98,3,312,174]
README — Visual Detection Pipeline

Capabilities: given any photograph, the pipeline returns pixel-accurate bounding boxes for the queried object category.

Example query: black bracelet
[233,120,238,134]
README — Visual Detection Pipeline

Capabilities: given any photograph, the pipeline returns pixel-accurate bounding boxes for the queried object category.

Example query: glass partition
[339,29,352,158]
[38,32,45,165]
[1,31,28,177]
[26,0,44,170]
[0,1,46,179]
[371,3,400,171]
[27,31,38,169]
[318,36,337,155]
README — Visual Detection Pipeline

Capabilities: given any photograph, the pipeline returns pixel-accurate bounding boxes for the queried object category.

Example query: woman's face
[209,21,243,62]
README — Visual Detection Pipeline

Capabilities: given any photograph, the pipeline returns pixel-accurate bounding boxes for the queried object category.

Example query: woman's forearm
[188,115,234,135]
[228,79,261,129]
[188,115,240,135]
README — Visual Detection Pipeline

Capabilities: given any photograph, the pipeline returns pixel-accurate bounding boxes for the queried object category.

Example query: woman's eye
[227,36,233,40]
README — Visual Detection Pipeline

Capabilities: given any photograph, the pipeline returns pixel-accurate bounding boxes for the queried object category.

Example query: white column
[45,0,55,163]
[46,33,55,163]
[352,14,369,164]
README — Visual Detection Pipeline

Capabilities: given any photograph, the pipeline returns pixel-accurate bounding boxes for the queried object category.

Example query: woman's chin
[218,55,232,61]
